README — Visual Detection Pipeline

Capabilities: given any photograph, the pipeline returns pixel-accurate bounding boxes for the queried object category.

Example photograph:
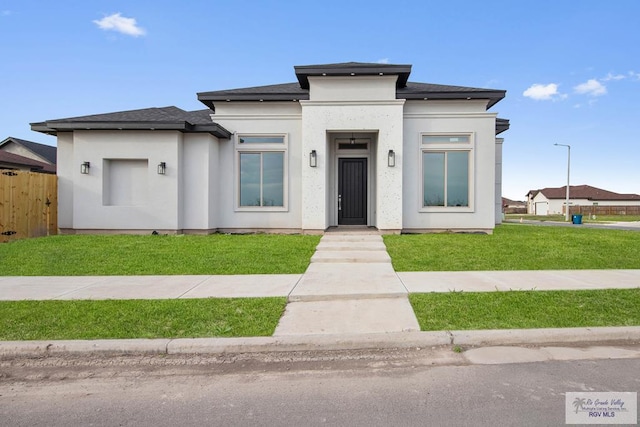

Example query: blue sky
[2,0,639,200]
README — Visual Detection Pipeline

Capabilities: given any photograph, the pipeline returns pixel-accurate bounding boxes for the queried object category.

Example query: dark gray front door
[338,158,367,225]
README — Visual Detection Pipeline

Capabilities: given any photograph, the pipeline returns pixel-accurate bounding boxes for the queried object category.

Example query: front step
[315,241,387,251]
[311,250,391,263]
[320,234,384,243]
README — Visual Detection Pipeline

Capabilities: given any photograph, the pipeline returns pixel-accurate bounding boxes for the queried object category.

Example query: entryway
[328,131,376,228]
[338,158,367,225]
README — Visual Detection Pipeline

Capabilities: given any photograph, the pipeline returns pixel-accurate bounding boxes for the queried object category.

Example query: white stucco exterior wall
[401,100,497,232]
[66,130,182,231]
[495,138,504,224]
[56,132,74,230]
[300,76,405,232]
[181,133,219,231]
[211,102,303,231]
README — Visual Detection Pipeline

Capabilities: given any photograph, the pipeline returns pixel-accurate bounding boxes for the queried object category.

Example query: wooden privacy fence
[568,205,640,216]
[0,170,57,243]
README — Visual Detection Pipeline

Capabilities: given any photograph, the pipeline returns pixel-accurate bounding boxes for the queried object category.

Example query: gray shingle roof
[31,106,231,139]
[0,150,56,173]
[0,136,57,164]
[198,62,506,110]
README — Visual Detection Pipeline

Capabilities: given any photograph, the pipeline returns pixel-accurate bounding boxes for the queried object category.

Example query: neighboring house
[0,149,56,174]
[31,62,509,235]
[0,136,57,167]
[526,185,640,215]
[502,197,526,214]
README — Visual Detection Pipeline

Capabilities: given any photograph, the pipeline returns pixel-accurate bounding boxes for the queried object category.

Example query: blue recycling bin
[572,214,583,225]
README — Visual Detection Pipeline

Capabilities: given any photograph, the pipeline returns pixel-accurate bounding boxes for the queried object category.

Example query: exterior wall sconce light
[309,150,317,167]
[157,162,166,175]
[80,161,90,174]
[388,150,396,167]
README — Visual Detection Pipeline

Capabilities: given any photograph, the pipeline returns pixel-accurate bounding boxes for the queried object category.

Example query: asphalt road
[505,218,640,231]
[1,347,639,426]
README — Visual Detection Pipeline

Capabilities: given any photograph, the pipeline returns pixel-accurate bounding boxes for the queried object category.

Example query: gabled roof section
[0,150,56,173]
[294,62,412,89]
[530,185,640,201]
[31,106,231,139]
[0,136,57,164]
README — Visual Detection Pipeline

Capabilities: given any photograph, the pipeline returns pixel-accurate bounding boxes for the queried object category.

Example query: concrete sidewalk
[1,270,638,301]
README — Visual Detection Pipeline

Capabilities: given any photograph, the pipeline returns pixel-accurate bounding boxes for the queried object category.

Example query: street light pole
[554,143,571,221]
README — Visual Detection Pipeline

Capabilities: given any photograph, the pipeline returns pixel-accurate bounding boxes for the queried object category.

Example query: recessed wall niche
[102,159,149,206]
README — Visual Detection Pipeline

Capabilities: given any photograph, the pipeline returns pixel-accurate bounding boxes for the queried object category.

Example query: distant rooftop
[528,185,640,201]
[0,136,57,164]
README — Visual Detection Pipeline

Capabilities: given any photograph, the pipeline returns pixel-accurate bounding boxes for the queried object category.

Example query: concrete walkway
[274,232,420,335]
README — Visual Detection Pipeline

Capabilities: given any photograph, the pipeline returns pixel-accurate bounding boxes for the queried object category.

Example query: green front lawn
[0,298,287,340]
[0,234,321,276]
[384,224,640,271]
[410,289,640,331]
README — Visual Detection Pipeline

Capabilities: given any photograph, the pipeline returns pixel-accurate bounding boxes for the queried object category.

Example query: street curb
[2,327,640,357]
[450,326,640,346]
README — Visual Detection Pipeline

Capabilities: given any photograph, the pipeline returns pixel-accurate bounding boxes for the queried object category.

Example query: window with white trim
[421,134,473,209]
[237,135,286,209]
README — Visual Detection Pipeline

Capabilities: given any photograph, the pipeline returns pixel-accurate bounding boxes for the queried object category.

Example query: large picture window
[240,152,284,207]
[421,133,473,210]
[237,134,287,209]
[423,151,469,207]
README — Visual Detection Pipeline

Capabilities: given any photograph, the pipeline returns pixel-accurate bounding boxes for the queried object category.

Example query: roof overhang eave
[31,121,232,139]
[294,64,412,89]
[30,122,57,135]
[402,90,506,108]
[496,118,510,135]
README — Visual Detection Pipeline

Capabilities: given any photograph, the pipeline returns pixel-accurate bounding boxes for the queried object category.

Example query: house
[0,136,57,166]
[526,185,640,215]
[502,197,526,214]
[31,62,509,235]
[0,137,57,174]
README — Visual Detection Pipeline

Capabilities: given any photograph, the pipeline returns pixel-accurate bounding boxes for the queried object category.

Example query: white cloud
[574,79,606,96]
[602,72,626,81]
[629,71,640,80]
[376,58,389,64]
[523,83,562,101]
[93,13,146,37]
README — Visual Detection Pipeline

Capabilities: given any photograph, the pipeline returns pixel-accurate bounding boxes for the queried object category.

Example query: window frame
[419,133,474,212]
[235,134,288,212]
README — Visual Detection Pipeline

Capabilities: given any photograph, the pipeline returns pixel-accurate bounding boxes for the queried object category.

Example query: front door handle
[338,194,342,211]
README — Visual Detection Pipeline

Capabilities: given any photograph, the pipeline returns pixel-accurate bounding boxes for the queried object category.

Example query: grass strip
[384,224,640,271]
[0,234,321,276]
[0,298,287,340]
[409,289,640,331]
